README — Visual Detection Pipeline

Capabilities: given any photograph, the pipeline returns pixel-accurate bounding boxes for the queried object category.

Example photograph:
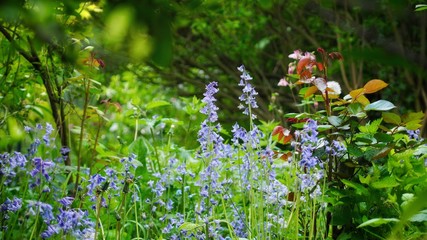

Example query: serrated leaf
[382,112,401,125]
[365,100,395,111]
[357,218,399,228]
[363,79,388,94]
[146,100,171,110]
[371,176,399,189]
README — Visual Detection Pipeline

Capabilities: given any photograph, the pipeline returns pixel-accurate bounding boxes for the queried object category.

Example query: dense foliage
[0,1,426,240]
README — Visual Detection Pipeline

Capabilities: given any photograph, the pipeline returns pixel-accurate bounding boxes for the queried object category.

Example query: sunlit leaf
[179,222,204,231]
[402,111,424,123]
[405,120,422,130]
[363,79,388,94]
[146,100,171,110]
[357,218,399,228]
[349,88,364,100]
[371,176,399,189]
[355,95,370,106]
[382,112,401,125]
[364,100,395,111]
[304,85,318,98]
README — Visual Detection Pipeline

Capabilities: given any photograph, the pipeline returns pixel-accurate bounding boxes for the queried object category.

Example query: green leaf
[364,100,396,111]
[347,145,364,158]
[405,120,422,130]
[382,112,401,125]
[357,218,399,228]
[414,145,427,156]
[328,116,343,127]
[371,176,399,189]
[179,222,204,232]
[145,100,171,110]
[348,103,366,118]
[129,137,149,172]
[409,209,427,222]
[341,179,369,195]
[415,4,427,11]
[358,118,382,134]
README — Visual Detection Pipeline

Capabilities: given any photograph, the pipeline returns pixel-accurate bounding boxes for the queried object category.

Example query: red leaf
[316,62,324,71]
[297,57,315,74]
[299,70,312,81]
[328,52,343,61]
[272,126,292,144]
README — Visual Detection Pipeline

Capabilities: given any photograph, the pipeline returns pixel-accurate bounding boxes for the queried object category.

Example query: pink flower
[278,78,289,87]
[288,50,302,59]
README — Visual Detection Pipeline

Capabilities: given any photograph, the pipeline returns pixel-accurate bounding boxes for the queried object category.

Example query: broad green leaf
[402,111,424,123]
[179,222,204,231]
[357,218,399,228]
[146,100,171,110]
[371,176,399,189]
[374,132,393,143]
[414,145,427,156]
[341,179,369,195]
[348,102,365,117]
[382,112,401,125]
[363,79,388,94]
[347,145,364,158]
[328,116,343,127]
[364,100,395,111]
[409,209,427,222]
[405,120,422,130]
[7,117,24,141]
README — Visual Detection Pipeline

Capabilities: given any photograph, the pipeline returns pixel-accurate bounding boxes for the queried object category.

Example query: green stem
[74,78,91,196]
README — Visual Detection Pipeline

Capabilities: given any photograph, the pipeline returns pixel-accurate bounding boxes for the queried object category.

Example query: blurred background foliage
[0,0,426,154]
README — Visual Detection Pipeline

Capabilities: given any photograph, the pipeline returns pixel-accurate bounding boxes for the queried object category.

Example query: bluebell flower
[301,119,318,144]
[237,65,258,119]
[60,147,70,157]
[299,145,319,169]
[41,225,59,239]
[86,174,107,203]
[407,129,423,141]
[200,82,219,123]
[27,201,55,224]
[27,138,41,157]
[1,197,22,212]
[30,157,55,183]
[43,123,54,145]
[24,126,32,133]
[326,140,346,157]
[58,197,74,207]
